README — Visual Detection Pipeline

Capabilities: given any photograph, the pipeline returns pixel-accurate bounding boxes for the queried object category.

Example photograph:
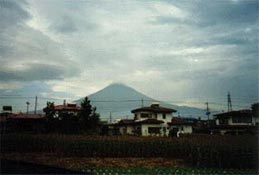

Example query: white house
[131,103,177,136]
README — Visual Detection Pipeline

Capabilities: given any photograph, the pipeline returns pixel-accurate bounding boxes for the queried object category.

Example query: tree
[44,102,56,121]
[251,103,259,118]
[78,97,100,133]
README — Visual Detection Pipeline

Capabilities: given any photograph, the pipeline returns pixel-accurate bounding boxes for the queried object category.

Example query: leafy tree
[78,97,100,133]
[44,102,56,121]
[251,103,259,118]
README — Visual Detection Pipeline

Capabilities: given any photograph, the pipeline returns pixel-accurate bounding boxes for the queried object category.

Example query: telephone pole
[141,98,144,107]
[34,96,37,114]
[26,102,30,114]
[227,92,232,112]
[205,101,211,122]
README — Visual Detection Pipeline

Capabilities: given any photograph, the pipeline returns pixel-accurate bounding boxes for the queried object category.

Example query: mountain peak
[108,82,131,88]
[90,83,146,101]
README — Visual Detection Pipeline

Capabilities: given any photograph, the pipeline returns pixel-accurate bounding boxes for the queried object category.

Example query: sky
[0,0,258,113]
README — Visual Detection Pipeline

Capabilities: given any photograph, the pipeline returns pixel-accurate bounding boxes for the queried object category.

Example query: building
[6,113,45,133]
[115,119,135,135]
[212,109,258,135]
[43,103,80,119]
[131,103,177,136]
[102,103,177,136]
[167,117,194,137]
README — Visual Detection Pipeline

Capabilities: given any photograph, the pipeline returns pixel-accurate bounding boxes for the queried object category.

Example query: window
[162,114,166,119]
[232,116,252,123]
[141,113,152,118]
[148,127,161,134]
[219,119,228,125]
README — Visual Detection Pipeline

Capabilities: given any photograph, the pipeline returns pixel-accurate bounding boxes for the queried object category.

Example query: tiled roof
[134,118,164,125]
[8,114,44,119]
[131,105,176,113]
[214,110,252,119]
[53,105,81,111]
[167,117,194,126]
[43,104,81,112]
[117,119,135,125]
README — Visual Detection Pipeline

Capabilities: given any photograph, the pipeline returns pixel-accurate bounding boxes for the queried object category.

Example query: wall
[140,124,165,136]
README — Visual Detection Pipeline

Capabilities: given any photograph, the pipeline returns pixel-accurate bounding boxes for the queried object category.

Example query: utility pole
[227,92,232,112]
[205,101,211,126]
[34,96,37,114]
[26,102,30,114]
[141,98,144,107]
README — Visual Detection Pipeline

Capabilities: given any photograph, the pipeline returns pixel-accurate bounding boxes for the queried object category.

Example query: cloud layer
[0,0,258,112]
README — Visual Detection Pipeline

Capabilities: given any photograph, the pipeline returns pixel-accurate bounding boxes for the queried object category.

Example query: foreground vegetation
[1,154,258,175]
[1,134,258,170]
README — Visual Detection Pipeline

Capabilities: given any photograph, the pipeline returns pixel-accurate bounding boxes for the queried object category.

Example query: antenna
[227,92,232,112]
[34,96,37,114]
[26,101,30,114]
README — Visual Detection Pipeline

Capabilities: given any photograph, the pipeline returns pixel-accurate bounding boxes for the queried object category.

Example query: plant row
[1,134,258,169]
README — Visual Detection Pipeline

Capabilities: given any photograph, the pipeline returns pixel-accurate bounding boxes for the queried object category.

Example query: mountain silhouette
[75,83,209,121]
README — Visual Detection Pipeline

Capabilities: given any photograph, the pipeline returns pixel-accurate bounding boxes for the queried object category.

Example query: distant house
[43,103,80,119]
[212,110,258,135]
[115,119,135,135]
[6,113,45,133]
[103,103,177,136]
[214,110,257,126]
[131,103,176,136]
[167,117,193,137]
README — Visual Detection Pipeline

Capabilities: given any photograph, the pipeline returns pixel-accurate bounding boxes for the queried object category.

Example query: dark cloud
[0,0,30,30]
[194,0,258,26]
[0,63,75,82]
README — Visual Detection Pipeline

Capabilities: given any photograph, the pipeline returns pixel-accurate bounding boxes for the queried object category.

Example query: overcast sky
[0,0,258,112]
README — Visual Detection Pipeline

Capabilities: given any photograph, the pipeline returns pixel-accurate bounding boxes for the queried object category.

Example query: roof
[131,104,176,114]
[168,117,194,126]
[134,118,164,125]
[214,110,252,119]
[43,104,81,112]
[7,114,44,120]
[117,119,135,125]
[209,125,256,130]
[54,105,80,111]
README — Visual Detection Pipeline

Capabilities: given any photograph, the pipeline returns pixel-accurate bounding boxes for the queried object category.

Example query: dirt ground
[1,153,185,171]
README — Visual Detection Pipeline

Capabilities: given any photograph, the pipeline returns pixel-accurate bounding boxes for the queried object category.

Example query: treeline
[1,134,258,169]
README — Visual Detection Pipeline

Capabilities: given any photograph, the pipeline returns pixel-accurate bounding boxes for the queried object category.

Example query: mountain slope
[75,83,209,121]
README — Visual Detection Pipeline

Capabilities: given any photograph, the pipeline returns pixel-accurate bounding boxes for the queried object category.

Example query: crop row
[1,134,258,169]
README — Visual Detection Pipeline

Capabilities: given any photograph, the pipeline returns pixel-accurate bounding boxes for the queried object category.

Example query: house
[214,110,257,126]
[131,103,177,136]
[212,109,258,135]
[115,119,135,135]
[6,113,45,133]
[167,117,194,137]
[103,103,177,136]
[43,103,80,119]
